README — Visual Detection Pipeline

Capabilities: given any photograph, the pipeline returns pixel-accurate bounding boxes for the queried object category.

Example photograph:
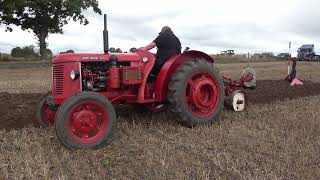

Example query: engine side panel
[52,50,156,105]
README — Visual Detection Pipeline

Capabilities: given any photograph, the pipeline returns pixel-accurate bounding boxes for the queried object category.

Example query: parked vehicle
[297,44,320,61]
[277,53,289,58]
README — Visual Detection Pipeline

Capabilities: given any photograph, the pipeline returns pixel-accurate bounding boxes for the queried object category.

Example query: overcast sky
[1,0,320,56]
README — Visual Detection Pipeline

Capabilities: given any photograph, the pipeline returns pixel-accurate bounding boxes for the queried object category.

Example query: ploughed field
[0,62,320,179]
[1,80,320,131]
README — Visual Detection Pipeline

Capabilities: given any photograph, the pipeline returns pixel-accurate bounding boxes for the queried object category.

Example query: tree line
[3,46,137,60]
[0,0,142,59]
[10,45,52,59]
[108,47,137,53]
[0,0,101,59]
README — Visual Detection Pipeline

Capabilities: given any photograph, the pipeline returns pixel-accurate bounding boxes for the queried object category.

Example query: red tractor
[36,14,255,149]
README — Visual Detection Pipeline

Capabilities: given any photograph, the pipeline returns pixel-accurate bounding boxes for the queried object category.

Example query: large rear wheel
[168,59,225,127]
[55,92,116,149]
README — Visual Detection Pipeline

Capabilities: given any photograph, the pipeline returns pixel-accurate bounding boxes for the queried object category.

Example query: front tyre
[168,59,225,127]
[35,92,56,128]
[55,92,116,150]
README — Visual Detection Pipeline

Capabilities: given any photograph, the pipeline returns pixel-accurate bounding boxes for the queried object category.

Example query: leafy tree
[11,47,22,57]
[109,47,116,53]
[0,0,101,59]
[65,50,75,53]
[129,47,137,53]
[115,48,122,53]
[109,47,122,53]
[10,45,42,58]
[45,48,53,59]
[21,45,38,57]
[60,49,75,54]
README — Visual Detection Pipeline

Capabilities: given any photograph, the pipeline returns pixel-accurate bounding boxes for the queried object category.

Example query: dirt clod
[0,92,45,131]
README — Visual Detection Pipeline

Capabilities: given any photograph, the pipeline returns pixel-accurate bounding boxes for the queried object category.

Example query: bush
[10,45,42,59]
[0,56,10,62]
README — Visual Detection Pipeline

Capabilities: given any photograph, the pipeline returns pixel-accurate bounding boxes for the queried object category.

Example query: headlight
[70,70,80,80]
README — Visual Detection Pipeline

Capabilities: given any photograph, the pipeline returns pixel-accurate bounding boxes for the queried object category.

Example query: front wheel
[168,59,225,127]
[55,92,116,150]
[35,92,56,128]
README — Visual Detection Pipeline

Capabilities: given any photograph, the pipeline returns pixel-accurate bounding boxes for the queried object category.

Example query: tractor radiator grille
[53,64,64,95]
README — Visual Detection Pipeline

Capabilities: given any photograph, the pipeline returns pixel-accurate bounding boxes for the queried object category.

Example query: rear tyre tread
[168,59,225,127]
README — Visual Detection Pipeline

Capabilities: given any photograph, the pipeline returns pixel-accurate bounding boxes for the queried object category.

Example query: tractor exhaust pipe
[103,14,109,54]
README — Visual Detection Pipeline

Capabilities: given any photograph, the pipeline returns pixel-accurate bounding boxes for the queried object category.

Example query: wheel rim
[185,72,219,117]
[232,92,245,112]
[42,104,56,126]
[66,101,109,144]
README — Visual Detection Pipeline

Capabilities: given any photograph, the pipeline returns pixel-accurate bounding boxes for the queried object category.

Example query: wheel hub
[232,92,245,112]
[191,78,216,109]
[73,110,98,134]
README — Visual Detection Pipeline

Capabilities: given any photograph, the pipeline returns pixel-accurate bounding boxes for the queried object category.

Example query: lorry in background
[220,50,235,56]
[297,44,320,61]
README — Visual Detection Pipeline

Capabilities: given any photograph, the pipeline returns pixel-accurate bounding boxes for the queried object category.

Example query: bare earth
[0,61,320,179]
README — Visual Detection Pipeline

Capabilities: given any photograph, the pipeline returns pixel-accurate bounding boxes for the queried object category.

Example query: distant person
[142,26,181,75]
[285,57,297,82]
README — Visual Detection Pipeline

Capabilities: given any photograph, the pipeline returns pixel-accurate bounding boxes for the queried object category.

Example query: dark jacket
[153,31,181,61]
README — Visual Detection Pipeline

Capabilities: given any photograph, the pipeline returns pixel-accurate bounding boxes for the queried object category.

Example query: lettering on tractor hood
[53,53,142,63]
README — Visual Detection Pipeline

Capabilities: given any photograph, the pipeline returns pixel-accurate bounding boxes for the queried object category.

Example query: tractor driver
[142,26,182,76]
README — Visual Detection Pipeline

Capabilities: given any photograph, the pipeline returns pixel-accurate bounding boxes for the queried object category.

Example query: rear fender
[154,50,214,101]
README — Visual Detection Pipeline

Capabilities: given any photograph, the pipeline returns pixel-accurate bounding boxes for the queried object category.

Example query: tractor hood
[52,53,142,63]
